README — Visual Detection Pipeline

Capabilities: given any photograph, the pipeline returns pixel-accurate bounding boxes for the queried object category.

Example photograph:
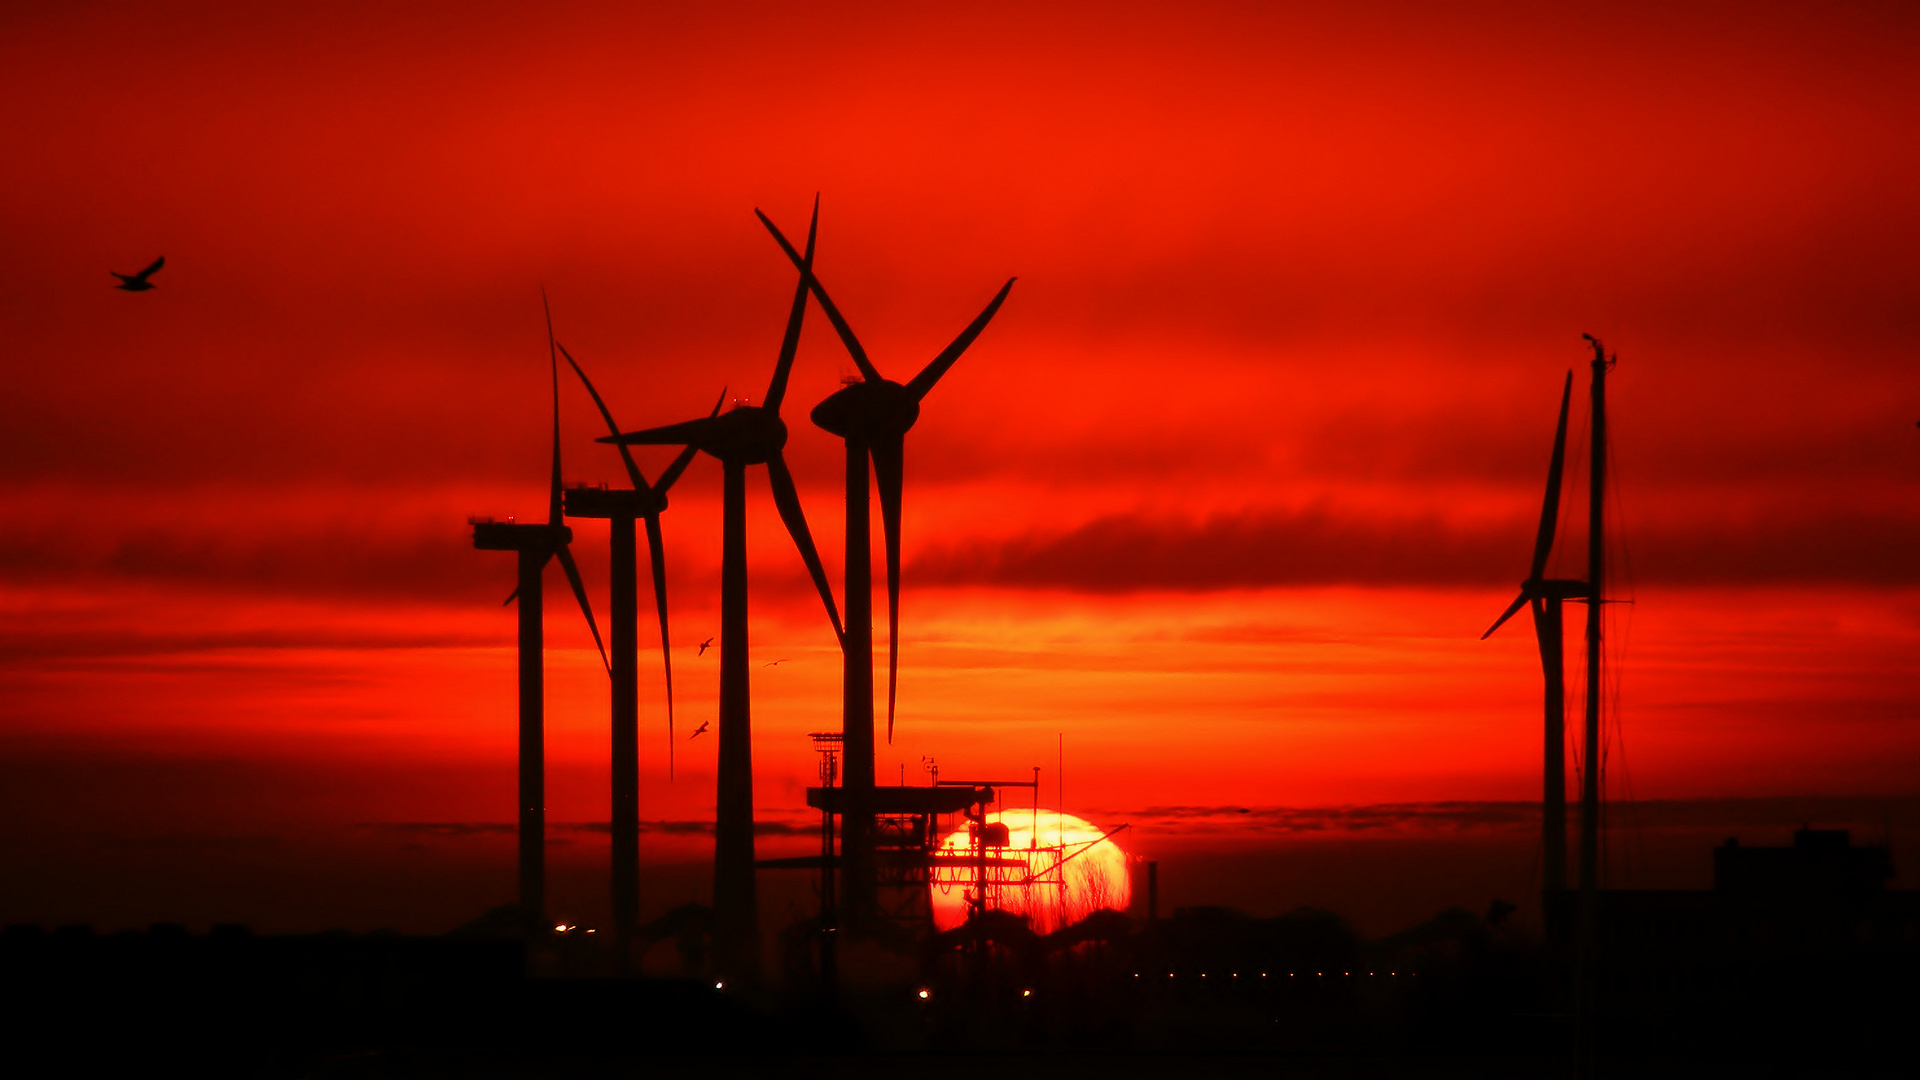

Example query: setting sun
[930,810,1131,934]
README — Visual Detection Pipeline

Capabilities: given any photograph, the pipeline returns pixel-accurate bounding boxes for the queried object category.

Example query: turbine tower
[756,206,1013,922]
[600,201,845,981]
[1482,372,1586,896]
[549,312,706,964]
[471,331,609,931]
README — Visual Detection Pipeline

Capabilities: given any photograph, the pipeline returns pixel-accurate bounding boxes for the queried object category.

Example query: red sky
[3,2,1918,933]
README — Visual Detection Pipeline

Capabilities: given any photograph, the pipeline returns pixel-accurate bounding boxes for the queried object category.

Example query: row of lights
[1132,971,1407,979]
[713,973,1415,998]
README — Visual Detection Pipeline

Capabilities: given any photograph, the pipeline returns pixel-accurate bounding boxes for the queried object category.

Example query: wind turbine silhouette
[547,302,708,963]
[1481,371,1586,896]
[471,327,609,930]
[756,204,1013,922]
[600,200,845,982]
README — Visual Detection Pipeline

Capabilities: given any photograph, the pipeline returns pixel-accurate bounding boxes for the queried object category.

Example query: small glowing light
[1231,973,1238,978]
[714,981,724,990]
[584,929,596,934]
[917,989,930,1000]
[1261,973,1268,978]
[1022,989,1032,998]
[554,923,570,933]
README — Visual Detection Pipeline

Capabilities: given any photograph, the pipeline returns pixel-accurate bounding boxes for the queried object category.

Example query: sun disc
[929,809,1130,934]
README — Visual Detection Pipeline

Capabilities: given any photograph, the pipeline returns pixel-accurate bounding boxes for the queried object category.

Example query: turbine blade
[1482,591,1528,640]
[601,415,717,446]
[654,390,724,495]
[756,204,883,386]
[545,289,565,526]
[1529,371,1575,581]
[503,586,518,607]
[557,342,649,492]
[556,544,610,676]
[765,451,845,645]
[904,277,1016,403]
[654,444,701,496]
[871,433,905,743]
[762,196,818,414]
[643,512,675,781]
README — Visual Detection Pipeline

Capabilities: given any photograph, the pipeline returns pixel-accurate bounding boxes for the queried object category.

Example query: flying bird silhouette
[697,637,714,656]
[689,721,709,740]
[111,256,165,291]
[762,658,789,668]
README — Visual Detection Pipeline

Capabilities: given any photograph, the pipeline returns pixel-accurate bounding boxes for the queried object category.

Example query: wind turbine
[471,328,610,930]
[548,306,709,963]
[1482,338,1616,1070]
[756,205,1013,922]
[1481,371,1586,896]
[600,201,845,982]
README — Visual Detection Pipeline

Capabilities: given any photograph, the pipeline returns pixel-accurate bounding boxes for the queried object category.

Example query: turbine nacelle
[471,520,573,552]
[810,378,920,441]
[607,405,789,466]
[564,485,669,519]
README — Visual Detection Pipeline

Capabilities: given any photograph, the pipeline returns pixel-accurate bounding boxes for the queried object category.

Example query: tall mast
[1579,339,1606,896]
[1574,335,1609,1070]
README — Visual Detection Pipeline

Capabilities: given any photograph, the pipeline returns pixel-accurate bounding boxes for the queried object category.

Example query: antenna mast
[1575,334,1611,1070]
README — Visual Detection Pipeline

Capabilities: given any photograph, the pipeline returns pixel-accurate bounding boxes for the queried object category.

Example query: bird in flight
[762,658,789,668]
[688,721,709,740]
[697,637,714,656]
[111,256,165,292]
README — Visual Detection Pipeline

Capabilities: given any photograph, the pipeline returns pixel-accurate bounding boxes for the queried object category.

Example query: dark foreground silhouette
[6,853,1915,1078]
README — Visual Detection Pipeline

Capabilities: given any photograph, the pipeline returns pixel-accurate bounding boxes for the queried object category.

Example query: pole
[840,436,877,923]
[517,547,546,929]
[609,513,639,967]
[714,458,759,981]
[820,745,838,990]
[1541,596,1567,894]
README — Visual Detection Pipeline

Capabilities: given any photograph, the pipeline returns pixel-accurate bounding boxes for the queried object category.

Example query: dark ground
[3,915,1911,1080]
